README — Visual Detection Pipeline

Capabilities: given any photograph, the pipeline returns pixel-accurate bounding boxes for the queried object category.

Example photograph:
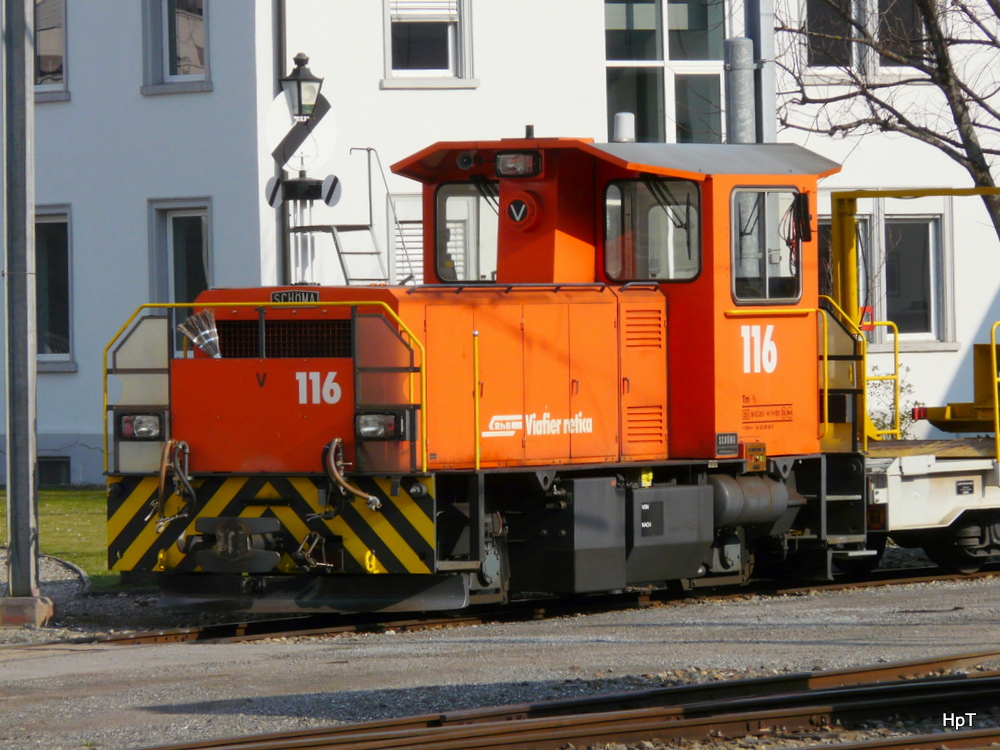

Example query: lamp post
[280,53,324,120]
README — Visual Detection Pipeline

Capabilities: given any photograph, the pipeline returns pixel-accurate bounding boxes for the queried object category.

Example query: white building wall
[30,1,272,483]
[280,1,608,285]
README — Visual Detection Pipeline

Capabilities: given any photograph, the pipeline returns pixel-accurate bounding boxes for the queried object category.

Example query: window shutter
[390,0,459,22]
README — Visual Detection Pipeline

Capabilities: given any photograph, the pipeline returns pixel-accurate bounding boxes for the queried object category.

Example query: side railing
[991,322,1000,459]
[819,296,901,448]
[103,300,428,474]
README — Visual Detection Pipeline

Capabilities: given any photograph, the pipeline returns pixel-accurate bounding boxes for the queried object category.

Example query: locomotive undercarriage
[119,449,879,613]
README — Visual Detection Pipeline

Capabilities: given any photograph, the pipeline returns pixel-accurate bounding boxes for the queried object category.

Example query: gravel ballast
[3,547,1000,749]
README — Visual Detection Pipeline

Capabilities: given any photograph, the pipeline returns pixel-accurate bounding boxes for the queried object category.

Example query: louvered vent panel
[625,405,666,444]
[623,308,664,348]
[217,320,352,359]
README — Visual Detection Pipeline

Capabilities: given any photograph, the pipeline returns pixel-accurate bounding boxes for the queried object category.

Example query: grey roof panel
[590,142,841,177]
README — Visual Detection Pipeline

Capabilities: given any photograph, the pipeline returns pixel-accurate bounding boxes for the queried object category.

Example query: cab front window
[435,181,499,282]
[605,178,700,281]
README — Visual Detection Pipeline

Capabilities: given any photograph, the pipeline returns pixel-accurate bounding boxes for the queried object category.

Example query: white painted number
[741,325,778,374]
[295,371,342,404]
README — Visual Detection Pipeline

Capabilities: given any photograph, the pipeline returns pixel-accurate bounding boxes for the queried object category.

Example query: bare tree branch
[776,0,1000,239]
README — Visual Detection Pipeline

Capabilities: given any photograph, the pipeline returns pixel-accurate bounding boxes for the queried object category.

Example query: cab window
[605,178,700,281]
[435,181,499,282]
[732,189,802,302]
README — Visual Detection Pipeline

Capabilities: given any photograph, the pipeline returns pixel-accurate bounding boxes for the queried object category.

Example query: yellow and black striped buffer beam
[107,475,436,575]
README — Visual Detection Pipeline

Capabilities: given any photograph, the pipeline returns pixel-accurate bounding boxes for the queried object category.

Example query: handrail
[472,330,481,471]
[103,300,428,474]
[819,296,901,448]
[992,322,1000,460]
[723,307,830,439]
[406,282,608,294]
[867,320,901,441]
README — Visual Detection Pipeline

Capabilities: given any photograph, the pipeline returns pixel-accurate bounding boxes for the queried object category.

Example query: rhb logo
[482,414,524,438]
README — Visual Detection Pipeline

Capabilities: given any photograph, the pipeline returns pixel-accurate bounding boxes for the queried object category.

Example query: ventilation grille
[217,320,352,359]
[625,405,666,445]
[623,308,664,348]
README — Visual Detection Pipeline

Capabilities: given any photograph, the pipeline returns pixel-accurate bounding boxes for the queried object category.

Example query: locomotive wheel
[923,517,985,575]
[833,534,887,576]
[923,542,984,575]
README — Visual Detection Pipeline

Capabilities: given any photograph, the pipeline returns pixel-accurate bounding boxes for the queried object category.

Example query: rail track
[4,563,994,649]
[136,650,1000,750]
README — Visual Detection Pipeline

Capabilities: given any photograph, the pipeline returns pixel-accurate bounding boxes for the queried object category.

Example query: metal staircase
[288,147,418,286]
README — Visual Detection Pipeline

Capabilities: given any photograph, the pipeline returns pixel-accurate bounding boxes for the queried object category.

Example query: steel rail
[6,564,998,650]
[140,654,1000,750]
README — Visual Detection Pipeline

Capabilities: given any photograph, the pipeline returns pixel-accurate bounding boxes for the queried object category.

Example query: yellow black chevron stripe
[107,474,436,575]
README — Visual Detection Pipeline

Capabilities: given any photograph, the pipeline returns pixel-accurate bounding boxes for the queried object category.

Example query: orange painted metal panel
[170,358,355,474]
[568,302,619,460]
[523,304,571,461]
[474,304,526,466]
[424,304,475,467]
[616,290,668,460]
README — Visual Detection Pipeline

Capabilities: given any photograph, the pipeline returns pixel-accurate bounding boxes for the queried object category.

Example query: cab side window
[732,189,802,302]
[605,178,700,281]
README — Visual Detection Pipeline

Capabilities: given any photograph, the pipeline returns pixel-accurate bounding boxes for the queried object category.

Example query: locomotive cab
[107,136,872,614]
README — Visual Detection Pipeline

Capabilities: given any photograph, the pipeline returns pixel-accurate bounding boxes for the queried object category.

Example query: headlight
[356,412,407,440]
[495,151,541,177]
[120,414,162,440]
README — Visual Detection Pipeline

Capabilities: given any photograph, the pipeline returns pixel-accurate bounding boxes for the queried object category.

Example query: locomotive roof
[589,142,841,178]
[393,138,841,182]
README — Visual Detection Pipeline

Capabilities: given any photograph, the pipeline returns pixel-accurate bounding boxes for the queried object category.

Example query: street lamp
[280,53,324,120]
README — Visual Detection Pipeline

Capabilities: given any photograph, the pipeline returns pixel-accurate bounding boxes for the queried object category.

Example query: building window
[142,0,211,95]
[149,200,211,347]
[382,0,476,89]
[36,209,73,369]
[35,0,68,101]
[37,456,71,486]
[805,0,852,68]
[883,219,938,335]
[606,0,724,143]
[819,211,952,346]
[805,0,922,72]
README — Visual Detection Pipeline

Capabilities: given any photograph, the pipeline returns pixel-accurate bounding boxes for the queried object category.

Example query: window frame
[35,206,75,371]
[148,199,213,346]
[802,0,924,79]
[603,177,703,282]
[381,0,478,90]
[34,0,69,102]
[141,0,212,96]
[605,0,726,143]
[433,181,499,284]
[730,187,805,305]
[818,198,955,351]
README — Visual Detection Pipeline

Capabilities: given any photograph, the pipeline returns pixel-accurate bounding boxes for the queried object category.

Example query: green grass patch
[0,487,118,589]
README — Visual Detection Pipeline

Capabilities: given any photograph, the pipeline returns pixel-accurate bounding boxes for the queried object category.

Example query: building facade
[20,0,1000,484]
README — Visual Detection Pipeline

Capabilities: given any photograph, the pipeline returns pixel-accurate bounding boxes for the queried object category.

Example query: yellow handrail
[866,320,901,441]
[472,330,481,471]
[992,322,1000,460]
[103,300,428,474]
[818,296,901,447]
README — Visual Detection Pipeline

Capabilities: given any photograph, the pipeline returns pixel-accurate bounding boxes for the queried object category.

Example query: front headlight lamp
[356,412,407,441]
[120,414,162,440]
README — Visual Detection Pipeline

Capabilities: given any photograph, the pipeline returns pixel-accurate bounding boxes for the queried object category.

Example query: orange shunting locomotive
[105,134,902,612]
